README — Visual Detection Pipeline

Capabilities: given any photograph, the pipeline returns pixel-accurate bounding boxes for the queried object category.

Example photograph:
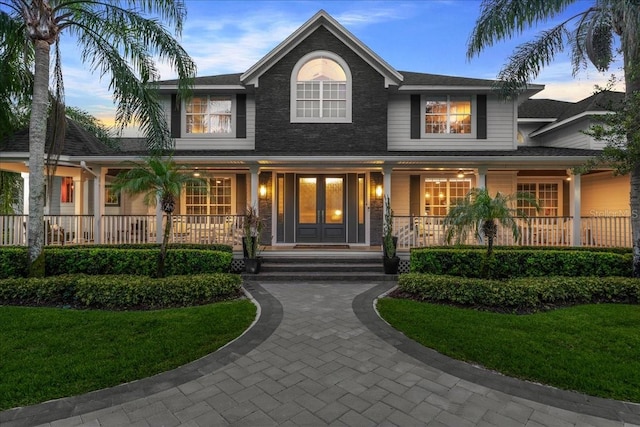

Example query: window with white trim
[517,182,560,217]
[425,96,472,134]
[185,177,233,215]
[424,178,471,216]
[185,95,232,135]
[291,51,352,123]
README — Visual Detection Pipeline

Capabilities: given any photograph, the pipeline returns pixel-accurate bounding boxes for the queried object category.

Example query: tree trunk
[158,212,172,278]
[27,40,51,277]
[623,33,640,277]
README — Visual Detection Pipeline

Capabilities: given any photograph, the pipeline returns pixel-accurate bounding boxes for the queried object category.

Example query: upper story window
[185,95,232,135]
[291,51,352,123]
[425,96,472,135]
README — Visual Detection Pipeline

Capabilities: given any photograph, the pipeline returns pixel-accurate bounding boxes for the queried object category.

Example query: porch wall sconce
[375,184,383,199]
[259,184,267,198]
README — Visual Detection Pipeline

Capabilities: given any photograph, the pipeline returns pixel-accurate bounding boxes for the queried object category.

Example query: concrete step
[242,270,397,282]
[259,262,382,273]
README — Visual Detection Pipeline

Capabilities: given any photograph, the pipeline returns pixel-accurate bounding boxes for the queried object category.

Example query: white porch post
[570,173,582,246]
[476,166,487,189]
[250,165,259,212]
[156,195,163,244]
[21,172,29,214]
[382,164,392,220]
[93,167,103,244]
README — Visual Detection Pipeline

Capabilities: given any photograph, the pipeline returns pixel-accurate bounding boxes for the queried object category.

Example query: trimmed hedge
[410,248,632,278]
[398,273,640,313]
[0,246,233,278]
[51,243,233,252]
[0,273,242,309]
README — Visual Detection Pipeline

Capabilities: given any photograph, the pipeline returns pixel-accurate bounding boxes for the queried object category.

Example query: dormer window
[291,51,352,123]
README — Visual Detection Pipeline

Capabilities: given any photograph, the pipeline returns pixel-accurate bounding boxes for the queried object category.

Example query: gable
[241,10,402,88]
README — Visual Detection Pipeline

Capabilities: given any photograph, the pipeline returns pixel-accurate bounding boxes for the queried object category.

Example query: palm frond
[467,0,574,59]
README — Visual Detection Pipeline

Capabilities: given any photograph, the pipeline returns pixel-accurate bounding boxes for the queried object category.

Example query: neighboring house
[0,10,631,249]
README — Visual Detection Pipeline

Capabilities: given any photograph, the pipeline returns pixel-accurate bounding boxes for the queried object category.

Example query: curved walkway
[2,281,640,427]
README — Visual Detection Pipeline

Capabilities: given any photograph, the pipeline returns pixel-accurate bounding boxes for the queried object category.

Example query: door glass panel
[358,176,364,224]
[324,177,344,224]
[298,177,317,224]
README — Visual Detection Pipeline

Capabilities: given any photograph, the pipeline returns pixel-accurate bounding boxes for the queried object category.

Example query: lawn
[0,300,256,411]
[377,298,640,403]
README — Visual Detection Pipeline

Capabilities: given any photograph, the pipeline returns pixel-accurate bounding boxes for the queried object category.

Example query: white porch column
[93,167,103,244]
[570,173,582,246]
[21,172,29,214]
[382,165,392,220]
[156,195,163,244]
[476,166,487,189]
[250,165,259,212]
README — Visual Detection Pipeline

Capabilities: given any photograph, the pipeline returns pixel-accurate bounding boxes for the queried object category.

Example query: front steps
[241,255,398,282]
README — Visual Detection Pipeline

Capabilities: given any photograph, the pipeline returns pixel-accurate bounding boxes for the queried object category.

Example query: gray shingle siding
[255,26,388,153]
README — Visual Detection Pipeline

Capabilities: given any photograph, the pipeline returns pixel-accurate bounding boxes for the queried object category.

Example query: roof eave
[530,111,611,137]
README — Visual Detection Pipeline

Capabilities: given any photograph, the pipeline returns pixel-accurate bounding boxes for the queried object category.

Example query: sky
[54,0,625,129]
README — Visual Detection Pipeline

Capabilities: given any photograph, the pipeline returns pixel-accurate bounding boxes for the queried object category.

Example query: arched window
[291,51,352,123]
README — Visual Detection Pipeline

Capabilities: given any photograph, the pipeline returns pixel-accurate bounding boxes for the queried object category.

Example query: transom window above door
[185,95,233,135]
[291,51,352,123]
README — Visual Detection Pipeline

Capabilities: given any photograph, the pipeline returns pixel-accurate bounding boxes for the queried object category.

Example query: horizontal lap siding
[390,174,410,216]
[387,94,516,151]
[538,121,588,149]
[486,171,516,196]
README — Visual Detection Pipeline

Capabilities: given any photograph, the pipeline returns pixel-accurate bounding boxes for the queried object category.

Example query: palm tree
[0,1,196,276]
[0,171,22,214]
[467,0,640,276]
[444,188,539,257]
[111,156,203,278]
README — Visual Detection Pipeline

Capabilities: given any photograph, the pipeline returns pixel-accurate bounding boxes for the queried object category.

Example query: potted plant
[242,205,263,273]
[382,195,400,274]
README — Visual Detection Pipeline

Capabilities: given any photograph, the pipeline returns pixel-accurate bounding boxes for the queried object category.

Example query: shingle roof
[398,71,499,87]
[555,91,624,122]
[113,140,599,158]
[157,73,243,86]
[0,119,118,156]
[518,99,572,119]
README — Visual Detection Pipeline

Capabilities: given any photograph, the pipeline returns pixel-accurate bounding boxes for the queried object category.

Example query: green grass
[0,300,256,411]
[377,298,640,403]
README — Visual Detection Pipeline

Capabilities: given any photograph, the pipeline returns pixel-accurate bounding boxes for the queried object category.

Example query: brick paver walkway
[3,281,639,426]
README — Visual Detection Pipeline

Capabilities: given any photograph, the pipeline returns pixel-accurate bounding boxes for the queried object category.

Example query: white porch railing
[393,215,631,249]
[0,214,632,248]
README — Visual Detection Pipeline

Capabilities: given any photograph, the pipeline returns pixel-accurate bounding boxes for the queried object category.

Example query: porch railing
[393,215,631,249]
[0,214,632,249]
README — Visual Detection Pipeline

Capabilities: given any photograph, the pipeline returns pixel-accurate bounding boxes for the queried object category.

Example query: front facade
[0,10,631,250]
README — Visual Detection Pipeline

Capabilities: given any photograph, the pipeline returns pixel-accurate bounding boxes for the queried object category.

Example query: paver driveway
[2,281,639,426]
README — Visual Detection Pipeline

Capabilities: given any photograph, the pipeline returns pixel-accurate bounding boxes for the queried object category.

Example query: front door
[296,175,346,243]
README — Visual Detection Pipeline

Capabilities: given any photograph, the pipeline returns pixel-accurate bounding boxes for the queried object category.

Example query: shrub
[0,247,28,279]
[0,246,234,278]
[0,273,242,309]
[398,273,640,313]
[410,248,632,278]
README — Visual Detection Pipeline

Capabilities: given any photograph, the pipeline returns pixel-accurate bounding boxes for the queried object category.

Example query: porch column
[156,196,163,244]
[382,164,392,219]
[93,167,103,244]
[570,173,582,246]
[250,165,259,212]
[476,166,487,189]
[21,172,29,214]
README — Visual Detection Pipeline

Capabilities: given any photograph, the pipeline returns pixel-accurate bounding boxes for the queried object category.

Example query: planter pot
[244,257,261,274]
[383,256,400,274]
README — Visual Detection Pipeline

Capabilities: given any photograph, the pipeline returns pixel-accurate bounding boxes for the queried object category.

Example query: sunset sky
[52,0,625,130]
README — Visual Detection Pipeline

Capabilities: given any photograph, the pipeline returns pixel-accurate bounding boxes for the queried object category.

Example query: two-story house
[0,10,631,250]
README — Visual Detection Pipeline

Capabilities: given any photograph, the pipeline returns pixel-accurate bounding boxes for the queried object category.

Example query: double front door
[297,175,345,243]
